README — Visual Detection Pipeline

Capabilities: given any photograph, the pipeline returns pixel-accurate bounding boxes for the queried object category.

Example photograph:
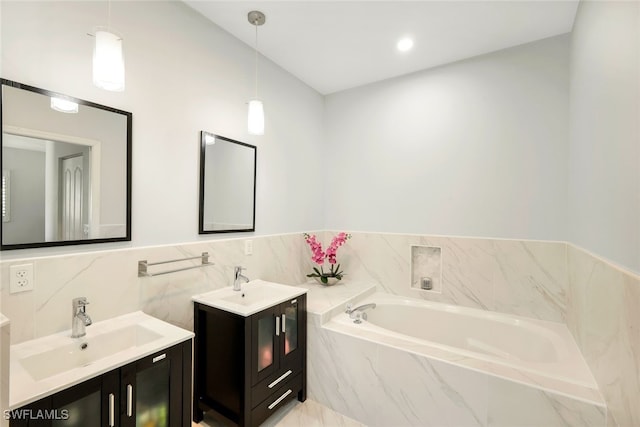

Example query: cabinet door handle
[108,393,115,427]
[268,389,292,410]
[127,384,133,417]
[268,369,292,389]
[275,316,280,336]
[281,314,286,334]
[153,353,166,363]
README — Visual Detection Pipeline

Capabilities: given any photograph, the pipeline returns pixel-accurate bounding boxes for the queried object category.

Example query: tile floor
[192,398,365,427]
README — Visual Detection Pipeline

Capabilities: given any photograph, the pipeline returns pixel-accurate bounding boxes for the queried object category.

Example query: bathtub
[310,290,606,426]
[328,292,597,389]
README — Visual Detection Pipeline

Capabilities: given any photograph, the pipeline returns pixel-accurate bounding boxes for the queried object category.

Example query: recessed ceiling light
[397,37,414,52]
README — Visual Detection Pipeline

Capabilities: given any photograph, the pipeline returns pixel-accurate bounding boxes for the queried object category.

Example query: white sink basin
[20,324,162,381]
[193,279,307,316]
[10,311,194,410]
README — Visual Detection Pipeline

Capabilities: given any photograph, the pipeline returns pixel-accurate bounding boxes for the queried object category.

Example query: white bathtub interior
[332,293,597,389]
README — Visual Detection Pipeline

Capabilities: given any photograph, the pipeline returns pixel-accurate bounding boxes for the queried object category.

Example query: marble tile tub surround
[0,232,311,345]
[307,320,606,427]
[566,245,640,427]
[320,231,568,322]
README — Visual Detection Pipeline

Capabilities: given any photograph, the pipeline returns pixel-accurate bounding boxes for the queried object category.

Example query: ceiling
[184,1,579,95]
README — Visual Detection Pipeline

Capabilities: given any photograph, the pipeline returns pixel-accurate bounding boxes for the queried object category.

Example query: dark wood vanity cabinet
[10,340,192,427]
[193,294,307,427]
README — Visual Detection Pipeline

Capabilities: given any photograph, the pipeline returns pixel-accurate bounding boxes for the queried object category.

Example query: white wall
[568,0,640,274]
[324,35,570,241]
[0,1,324,258]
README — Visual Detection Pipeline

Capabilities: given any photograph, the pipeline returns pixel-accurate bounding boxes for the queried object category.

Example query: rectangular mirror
[199,132,256,234]
[1,79,132,250]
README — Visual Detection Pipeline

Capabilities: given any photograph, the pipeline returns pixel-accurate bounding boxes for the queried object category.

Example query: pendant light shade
[248,100,265,135]
[248,11,266,135]
[93,27,125,92]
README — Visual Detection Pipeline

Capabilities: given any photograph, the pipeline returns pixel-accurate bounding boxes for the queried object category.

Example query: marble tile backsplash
[329,231,568,322]
[2,231,569,342]
[0,233,310,344]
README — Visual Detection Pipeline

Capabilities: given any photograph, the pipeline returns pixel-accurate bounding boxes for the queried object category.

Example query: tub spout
[345,303,376,323]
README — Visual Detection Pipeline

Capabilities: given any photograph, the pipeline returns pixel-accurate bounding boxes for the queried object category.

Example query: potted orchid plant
[303,232,352,285]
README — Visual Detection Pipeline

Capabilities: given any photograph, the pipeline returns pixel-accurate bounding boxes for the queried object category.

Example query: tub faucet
[345,303,377,323]
[234,266,250,291]
[71,297,92,338]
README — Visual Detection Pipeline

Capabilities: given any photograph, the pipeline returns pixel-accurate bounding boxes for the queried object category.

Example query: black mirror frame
[198,132,256,234]
[0,78,133,250]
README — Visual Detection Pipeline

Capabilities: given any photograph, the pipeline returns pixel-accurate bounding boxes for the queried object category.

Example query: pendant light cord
[254,20,259,99]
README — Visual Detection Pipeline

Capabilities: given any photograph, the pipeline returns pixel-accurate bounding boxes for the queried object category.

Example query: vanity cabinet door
[279,296,306,372]
[250,305,281,386]
[52,372,119,427]
[119,345,183,427]
[9,371,118,427]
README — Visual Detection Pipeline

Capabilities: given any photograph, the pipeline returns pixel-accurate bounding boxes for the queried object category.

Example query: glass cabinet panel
[284,303,298,355]
[257,315,274,372]
[135,361,170,427]
[52,391,100,427]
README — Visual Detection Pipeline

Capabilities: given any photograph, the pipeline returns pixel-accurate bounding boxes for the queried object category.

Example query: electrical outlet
[244,239,253,256]
[10,263,34,293]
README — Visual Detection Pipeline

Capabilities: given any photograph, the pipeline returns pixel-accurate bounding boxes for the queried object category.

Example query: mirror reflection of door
[59,153,87,240]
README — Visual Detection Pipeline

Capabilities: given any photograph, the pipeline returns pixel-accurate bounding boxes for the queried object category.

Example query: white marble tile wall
[1,230,568,345]
[0,233,310,344]
[566,245,640,427]
[307,317,606,427]
[326,231,567,322]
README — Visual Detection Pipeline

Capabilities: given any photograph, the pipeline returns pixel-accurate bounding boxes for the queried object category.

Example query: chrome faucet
[71,297,92,338]
[233,266,250,291]
[345,303,377,324]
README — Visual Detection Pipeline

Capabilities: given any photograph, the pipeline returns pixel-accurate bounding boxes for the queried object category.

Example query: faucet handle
[73,297,89,307]
[345,303,353,313]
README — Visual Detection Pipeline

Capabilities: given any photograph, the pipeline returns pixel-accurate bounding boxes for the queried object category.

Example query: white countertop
[9,311,193,409]
[0,314,8,328]
[192,279,308,316]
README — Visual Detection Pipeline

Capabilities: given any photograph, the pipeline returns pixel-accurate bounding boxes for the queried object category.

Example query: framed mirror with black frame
[0,78,132,250]
[199,132,256,234]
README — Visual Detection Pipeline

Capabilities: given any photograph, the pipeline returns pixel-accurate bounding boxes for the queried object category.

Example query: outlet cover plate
[10,263,34,293]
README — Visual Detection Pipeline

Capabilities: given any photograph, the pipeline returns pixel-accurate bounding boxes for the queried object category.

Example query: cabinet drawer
[251,373,302,427]
[251,360,301,407]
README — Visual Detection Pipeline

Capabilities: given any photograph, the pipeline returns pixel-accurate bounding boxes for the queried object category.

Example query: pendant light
[50,97,79,114]
[92,0,125,91]
[248,11,266,135]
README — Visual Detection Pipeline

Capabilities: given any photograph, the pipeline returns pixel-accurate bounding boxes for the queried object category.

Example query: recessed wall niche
[411,245,442,293]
